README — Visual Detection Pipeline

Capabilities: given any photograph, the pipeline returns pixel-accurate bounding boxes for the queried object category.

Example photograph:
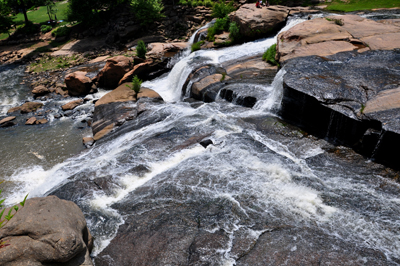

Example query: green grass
[324,0,399,12]
[12,1,69,25]
[29,55,83,73]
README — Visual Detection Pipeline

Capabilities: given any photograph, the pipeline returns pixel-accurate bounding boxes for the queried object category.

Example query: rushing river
[1,13,400,265]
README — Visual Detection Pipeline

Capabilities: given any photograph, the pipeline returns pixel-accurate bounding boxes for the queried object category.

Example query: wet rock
[8,102,43,114]
[192,74,223,100]
[94,56,133,89]
[0,116,16,127]
[32,85,50,97]
[277,14,400,62]
[229,4,289,40]
[0,196,93,266]
[62,99,84,111]
[36,118,48,124]
[25,117,37,125]
[214,32,231,45]
[200,139,213,148]
[137,88,163,101]
[65,71,93,96]
[83,137,95,148]
[95,83,136,107]
[281,50,400,169]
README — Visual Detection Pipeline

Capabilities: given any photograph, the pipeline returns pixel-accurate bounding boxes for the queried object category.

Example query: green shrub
[212,0,235,18]
[131,0,164,26]
[262,44,279,66]
[0,182,28,229]
[40,25,52,33]
[129,75,142,93]
[228,21,240,41]
[207,16,230,41]
[191,40,204,52]
[204,0,213,7]
[136,40,147,59]
[52,26,70,37]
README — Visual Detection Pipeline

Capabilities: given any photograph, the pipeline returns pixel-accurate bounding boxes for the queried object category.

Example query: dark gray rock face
[281,50,400,169]
[0,196,93,266]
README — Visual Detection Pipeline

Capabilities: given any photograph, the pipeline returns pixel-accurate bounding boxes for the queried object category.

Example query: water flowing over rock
[0,196,93,266]
[65,71,93,96]
[277,14,400,62]
[229,4,290,39]
[281,49,400,169]
[94,56,134,89]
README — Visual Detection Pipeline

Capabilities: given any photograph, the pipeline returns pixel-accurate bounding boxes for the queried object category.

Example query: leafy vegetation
[191,40,204,52]
[66,0,123,25]
[129,75,142,93]
[228,21,240,41]
[212,0,235,18]
[130,0,164,26]
[207,16,229,41]
[0,181,28,229]
[136,40,147,59]
[324,0,400,12]
[262,44,279,66]
[51,25,70,37]
[40,24,52,33]
[179,0,214,7]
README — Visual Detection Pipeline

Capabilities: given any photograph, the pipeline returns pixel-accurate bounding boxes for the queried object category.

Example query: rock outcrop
[277,14,400,62]
[65,71,93,96]
[229,4,290,40]
[92,83,163,141]
[0,196,93,266]
[146,42,188,59]
[281,50,400,169]
[62,99,84,111]
[94,56,133,89]
[32,85,50,98]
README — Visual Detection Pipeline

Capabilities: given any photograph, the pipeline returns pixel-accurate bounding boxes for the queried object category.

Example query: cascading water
[1,13,400,265]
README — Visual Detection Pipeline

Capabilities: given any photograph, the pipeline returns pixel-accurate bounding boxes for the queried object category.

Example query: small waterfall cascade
[1,13,400,265]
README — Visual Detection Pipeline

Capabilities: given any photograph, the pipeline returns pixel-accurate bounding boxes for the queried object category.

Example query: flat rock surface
[283,50,400,134]
[95,83,137,107]
[277,15,400,62]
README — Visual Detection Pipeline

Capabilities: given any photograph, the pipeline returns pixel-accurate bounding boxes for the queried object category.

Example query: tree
[130,0,164,26]
[45,0,56,21]
[66,0,123,25]
[0,0,13,36]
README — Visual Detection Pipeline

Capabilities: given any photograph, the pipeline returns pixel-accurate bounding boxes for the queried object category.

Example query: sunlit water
[0,14,399,265]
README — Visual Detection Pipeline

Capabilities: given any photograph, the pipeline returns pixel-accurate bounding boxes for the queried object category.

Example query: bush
[207,16,230,41]
[40,25,52,33]
[262,43,279,66]
[130,75,142,93]
[191,40,204,52]
[136,40,147,59]
[212,0,235,18]
[228,21,240,41]
[51,26,70,37]
[131,0,164,26]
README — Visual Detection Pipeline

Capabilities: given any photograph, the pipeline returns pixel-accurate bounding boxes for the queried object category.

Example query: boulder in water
[65,71,93,96]
[94,56,133,89]
[0,196,93,266]
[146,42,188,59]
[25,117,37,125]
[62,99,84,111]
[0,116,16,127]
[32,85,50,98]
[7,102,43,114]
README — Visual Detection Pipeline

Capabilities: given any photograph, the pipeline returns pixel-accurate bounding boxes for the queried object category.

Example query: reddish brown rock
[277,15,400,62]
[62,99,84,111]
[214,32,231,45]
[32,85,50,97]
[36,118,48,124]
[229,4,289,39]
[95,83,136,107]
[95,56,133,89]
[118,61,153,86]
[25,117,37,125]
[83,137,95,147]
[8,102,43,114]
[146,42,188,59]
[65,71,93,96]
[137,88,163,101]
[0,116,16,125]
[192,74,223,99]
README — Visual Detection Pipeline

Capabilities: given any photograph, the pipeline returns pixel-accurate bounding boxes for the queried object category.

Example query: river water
[1,13,400,265]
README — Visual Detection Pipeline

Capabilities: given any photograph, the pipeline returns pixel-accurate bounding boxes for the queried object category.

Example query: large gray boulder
[281,50,400,169]
[0,196,93,266]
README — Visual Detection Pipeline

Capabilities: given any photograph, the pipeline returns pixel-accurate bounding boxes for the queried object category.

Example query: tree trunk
[20,1,29,25]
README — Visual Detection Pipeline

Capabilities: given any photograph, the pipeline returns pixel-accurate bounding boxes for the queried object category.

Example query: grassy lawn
[12,1,69,25]
[325,0,400,12]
